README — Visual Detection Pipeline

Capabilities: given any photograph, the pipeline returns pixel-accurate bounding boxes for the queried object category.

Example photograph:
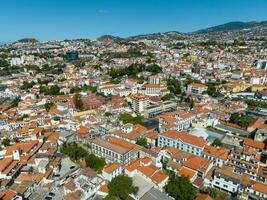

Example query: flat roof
[140,187,172,200]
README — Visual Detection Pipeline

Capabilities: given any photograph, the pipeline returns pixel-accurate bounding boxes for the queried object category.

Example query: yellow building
[251,85,267,92]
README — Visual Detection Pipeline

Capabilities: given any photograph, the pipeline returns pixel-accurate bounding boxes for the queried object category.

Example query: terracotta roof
[183,156,212,173]
[203,145,230,160]
[160,130,207,148]
[0,189,16,200]
[190,83,207,88]
[92,138,132,155]
[126,157,152,172]
[103,163,120,174]
[252,182,267,195]
[144,84,161,88]
[243,138,265,150]
[178,167,197,180]
[146,132,158,140]
[99,183,109,193]
[151,171,168,184]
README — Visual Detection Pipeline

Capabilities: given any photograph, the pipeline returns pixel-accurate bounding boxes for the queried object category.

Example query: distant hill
[97,35,124,42]
[195,21,267,33]
[17,38,39,43]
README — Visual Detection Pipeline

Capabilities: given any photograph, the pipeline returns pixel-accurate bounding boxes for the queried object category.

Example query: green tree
[85,154,106,173]
[108,175,138,200]
[119,113,143,125]
[104,112,112,117]
[165,176,196,200]
[229,113,253,128]
[161,93,174,101]
[2,138,11,146]
[203,187,218,199]
[44,102,54,112]
[167,79,181,94]
[212,139,223,147]
[136,137,148,148]
[20,81,35,90]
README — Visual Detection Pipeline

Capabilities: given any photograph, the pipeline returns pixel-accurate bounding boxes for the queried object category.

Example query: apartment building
[228,147,260,180]
[130,94,149,113]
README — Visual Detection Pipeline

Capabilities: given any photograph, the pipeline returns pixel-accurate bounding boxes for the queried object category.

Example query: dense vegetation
[44,102,55,112]
[165,176,196,200]
[136,137,148,148]
[104,175,138,200]
[211,139,223,147]
[167,79,181,94]
[229,113,253,128]
[20,81,35,90]
[70,85,97,94]
[40,85,61,95]
[119,113,144,125]
[61,142,106,173]
[110,63,162,79]
[246,99,267,109]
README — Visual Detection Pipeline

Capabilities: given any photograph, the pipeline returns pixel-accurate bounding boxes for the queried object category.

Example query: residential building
[158,130,207,156]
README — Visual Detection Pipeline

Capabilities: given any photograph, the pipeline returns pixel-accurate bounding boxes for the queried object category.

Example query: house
[102,163,123,181]
[183,155,213,179]
[242,138,265,152]
[211,166,250,195]
[158,130,207,156]
[64,168,104,200]
[187,83,208,95]
[111,123,147,143]
[125,157,169,189]
[246,182,267,199]
[177,166,198,183]
[159,109,195,132]
[203,145,230,167]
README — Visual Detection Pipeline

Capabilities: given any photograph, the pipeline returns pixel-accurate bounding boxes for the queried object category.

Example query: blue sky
[1,0,267,42]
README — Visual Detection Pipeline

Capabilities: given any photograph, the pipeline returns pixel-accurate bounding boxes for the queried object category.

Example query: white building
[157,130,207,156]
[130,94,149,113]
[102,163,123,181]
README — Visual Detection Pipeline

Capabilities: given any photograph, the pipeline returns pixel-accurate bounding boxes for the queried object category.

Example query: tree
[212,139,223,147]
[119,113,143,125]
[108,175,138,200]
[203,187,218,199]
[44,102,54,112]
[2,138,11,146]
[229,113,253,128]
[20,81,35,90]
[73,93,83,110]
[167,79,181,94]
[85,154,106,173]
[161,93,174,101]
[136,137,148,148]
[165,176,196,200]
